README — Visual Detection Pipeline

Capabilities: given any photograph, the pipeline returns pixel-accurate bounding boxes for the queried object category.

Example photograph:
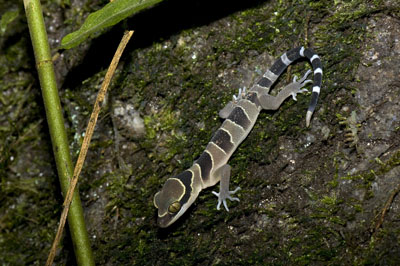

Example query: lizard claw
[232,87,247,103]
[290,70,313,101]
[297,69,312,83]
[212,187,241,211]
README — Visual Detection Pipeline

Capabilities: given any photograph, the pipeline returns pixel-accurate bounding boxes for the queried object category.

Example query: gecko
[153,46,322,227]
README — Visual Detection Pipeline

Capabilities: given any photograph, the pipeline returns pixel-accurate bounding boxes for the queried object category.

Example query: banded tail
[254,46,322,126]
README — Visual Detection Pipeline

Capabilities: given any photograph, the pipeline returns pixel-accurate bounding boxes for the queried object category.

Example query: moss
[343,150,400,191]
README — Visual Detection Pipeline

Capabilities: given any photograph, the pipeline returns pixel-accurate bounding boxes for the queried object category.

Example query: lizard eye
[168,201,181,214]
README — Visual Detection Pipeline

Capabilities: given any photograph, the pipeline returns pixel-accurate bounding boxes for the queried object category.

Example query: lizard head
[153,170,199,227]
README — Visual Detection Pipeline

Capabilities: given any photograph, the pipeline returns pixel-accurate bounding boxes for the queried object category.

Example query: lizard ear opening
[168,201,181,214]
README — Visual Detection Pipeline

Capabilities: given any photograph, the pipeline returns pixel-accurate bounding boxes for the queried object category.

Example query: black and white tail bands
[255,46,322,126]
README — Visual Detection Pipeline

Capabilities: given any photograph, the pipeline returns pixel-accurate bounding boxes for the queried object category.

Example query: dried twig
[46,30,134,266]
[373,182,400,234]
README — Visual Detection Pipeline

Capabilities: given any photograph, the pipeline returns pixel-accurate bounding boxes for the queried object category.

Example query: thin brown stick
[373,182,400,233]
[304,13,310,47]
[46,30,134,266]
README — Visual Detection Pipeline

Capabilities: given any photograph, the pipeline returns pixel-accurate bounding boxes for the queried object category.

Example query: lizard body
[154,47,322,227]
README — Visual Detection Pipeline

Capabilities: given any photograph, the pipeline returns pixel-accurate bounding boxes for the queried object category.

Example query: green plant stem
[23,0,94,265]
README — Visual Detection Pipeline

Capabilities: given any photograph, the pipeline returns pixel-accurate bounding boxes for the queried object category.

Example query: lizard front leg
[211,164,241,211]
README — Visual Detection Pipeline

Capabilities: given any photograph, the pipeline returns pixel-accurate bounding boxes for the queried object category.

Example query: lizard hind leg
[258,70,312,110]
[297,69,312,84]
[290,69,313,101]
